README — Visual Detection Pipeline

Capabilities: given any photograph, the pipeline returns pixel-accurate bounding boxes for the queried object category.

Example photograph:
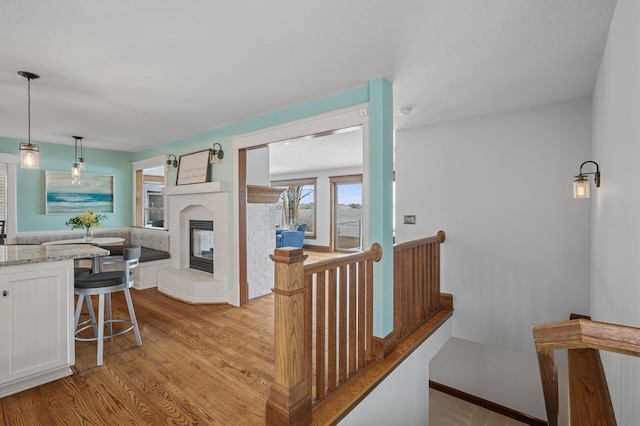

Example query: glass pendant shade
[72,163,80,185]
[20,143,40,169]
[573,176,590,198]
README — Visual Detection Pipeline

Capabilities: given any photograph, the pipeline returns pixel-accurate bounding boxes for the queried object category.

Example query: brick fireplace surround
[158,182,230,303]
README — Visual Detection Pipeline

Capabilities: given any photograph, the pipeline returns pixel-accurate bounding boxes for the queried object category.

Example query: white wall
[592,0,640,423]
[395,97,592,418]
[429,337,568,423]
[246,147,270,186]
[246,203,276,299]
[339,318,451,425]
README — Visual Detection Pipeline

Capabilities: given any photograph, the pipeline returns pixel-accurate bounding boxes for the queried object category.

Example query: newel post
[266,247,311,425]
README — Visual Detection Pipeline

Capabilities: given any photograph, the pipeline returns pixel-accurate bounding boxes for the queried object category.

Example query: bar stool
[74,246,142,366]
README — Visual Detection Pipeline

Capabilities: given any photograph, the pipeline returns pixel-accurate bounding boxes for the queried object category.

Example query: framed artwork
[45,171,115,214]
[176,149,211,185]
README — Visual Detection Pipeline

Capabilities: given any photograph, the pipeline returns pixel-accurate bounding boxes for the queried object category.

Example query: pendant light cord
[27,77,31,144]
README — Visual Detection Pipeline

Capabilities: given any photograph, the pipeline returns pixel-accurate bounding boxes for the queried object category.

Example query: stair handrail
[533,318,640,426]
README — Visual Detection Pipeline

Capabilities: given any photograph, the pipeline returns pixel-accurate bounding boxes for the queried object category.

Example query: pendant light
[72,136,81,185]
[18,71,41,169]
[77,136,86,170]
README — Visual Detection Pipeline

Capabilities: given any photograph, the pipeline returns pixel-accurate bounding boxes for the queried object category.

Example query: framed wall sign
[176,149,211,185]
[45,171,115,214]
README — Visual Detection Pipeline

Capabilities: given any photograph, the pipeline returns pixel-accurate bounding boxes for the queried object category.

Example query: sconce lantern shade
[573,175,590,198]
[573,161,600,199]
[18,71,41,169]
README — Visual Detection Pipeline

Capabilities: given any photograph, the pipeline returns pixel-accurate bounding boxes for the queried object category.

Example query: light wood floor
[1,288,275,425]
[430,389,528,426]
[2,281,528,426]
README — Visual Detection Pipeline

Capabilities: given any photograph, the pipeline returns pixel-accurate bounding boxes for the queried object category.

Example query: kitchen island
[0,244,109,397]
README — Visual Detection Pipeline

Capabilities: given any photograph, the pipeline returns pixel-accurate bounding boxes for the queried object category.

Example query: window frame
[329,174,363,252]
[271,177,317,240]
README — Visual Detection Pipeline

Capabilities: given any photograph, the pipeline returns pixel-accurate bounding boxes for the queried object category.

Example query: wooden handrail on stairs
[533,317,640,426]
[393,231,446,341]
[266,244,382,425]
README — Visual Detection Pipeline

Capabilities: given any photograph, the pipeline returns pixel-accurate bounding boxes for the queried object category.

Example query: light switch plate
[404,215,416,225]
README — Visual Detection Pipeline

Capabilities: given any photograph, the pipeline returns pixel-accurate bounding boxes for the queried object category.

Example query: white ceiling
[0,0,616,153]
[270,126,363,176]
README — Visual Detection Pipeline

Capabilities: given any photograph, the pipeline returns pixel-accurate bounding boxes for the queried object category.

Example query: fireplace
[159,181,230,304]
[190,220,213,273]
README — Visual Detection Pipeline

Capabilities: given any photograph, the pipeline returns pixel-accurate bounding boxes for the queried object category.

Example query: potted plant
[65,210,107,242]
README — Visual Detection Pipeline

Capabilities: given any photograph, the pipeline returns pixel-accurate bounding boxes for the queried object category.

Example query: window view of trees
[272,179,316,235]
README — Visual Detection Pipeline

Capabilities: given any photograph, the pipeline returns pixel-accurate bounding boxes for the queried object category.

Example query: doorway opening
[234,104,370,305]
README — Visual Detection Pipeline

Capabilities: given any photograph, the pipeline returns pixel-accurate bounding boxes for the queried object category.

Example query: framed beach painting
[45,171,115,214]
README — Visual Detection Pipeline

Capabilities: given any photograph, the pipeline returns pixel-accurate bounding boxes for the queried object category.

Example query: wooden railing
[266,244,382,425]
[393,231,446,341]
[533,316,640,426]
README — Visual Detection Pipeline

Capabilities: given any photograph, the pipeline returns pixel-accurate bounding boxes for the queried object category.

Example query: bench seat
[106,245,170,262]
[102,246,170,290]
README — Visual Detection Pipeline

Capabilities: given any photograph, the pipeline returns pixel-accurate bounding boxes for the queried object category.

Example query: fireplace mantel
[163,181,230,196]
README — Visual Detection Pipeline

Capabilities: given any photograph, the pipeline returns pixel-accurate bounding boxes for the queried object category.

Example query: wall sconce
[71,136,81,185]
[18,71,41,169]
[573,161,600,199]
[166,154,178,171]
[210,143,224,164]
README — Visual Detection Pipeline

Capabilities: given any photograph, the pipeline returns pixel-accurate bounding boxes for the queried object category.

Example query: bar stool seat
[74,247,142,366]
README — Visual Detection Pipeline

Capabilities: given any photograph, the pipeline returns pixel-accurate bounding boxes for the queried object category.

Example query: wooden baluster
[338,265,348,384]
[365,256,374,363]
[304,274,313,403]
[348,263,357,376]
[327,268,337,390]
[316,271,326,400]
[357,260,366,368]
[266,247,311,425]
[535,346,559,426]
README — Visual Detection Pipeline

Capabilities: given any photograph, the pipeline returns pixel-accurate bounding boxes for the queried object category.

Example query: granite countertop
[0,244,110,267]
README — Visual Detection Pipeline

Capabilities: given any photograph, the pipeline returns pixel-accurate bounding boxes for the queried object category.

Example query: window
[271,177,316,239]
[132,156,167,229]
[143,179,164,227]
[330,174,363,252]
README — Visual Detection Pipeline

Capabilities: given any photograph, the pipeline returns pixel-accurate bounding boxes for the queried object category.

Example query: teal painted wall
[0,137,132,232]
[368,78,395,337]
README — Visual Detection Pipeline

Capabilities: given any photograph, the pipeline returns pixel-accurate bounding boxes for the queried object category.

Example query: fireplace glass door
[190,220,213,273]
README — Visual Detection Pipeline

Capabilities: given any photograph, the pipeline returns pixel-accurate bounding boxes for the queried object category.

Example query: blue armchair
[276,222,307,248]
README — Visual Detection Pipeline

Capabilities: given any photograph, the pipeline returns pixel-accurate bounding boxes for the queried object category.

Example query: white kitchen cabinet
[0,260,75,397]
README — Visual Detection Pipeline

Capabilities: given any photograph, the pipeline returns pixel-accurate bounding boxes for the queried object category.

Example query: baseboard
[303,243,330,252]
[429,380,548,426]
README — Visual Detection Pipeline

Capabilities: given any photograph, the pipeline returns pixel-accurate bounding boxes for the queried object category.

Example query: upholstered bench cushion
[75,270,134,289]
[139,248,170,262]
[104,246,170,262]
